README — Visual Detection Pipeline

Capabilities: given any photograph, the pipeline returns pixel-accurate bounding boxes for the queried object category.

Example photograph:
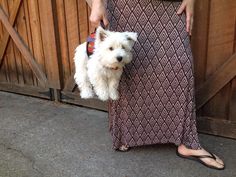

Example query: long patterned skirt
[107,0,201,150]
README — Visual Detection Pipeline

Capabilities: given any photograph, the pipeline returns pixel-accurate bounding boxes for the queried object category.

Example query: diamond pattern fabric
[107,0,201,150]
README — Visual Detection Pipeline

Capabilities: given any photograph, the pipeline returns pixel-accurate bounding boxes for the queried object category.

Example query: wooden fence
[0,0,236,138]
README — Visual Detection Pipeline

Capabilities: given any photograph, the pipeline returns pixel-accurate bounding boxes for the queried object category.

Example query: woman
[90,0,224,170]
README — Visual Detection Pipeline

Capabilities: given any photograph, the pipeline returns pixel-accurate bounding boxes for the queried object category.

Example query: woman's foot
[177,144,225,170]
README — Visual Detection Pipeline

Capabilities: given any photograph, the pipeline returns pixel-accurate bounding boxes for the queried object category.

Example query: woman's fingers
[90,16,108,28]
[102,15,109,27]
[186,12,191,34]
[90,0,108,28]
[177,0,194,35]
[90,15,100,27]
[177,2,186,15]
[190,16,194,35]
[186,6,194,35]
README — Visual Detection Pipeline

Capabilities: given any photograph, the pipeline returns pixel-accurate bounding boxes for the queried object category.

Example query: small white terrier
[74,26,137,101]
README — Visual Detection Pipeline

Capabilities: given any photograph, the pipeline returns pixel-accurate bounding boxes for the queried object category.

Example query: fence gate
[192,0,236,138]
[0,0,60,99]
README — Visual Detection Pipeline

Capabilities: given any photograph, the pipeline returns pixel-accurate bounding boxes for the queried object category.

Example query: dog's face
[94,27,137,69]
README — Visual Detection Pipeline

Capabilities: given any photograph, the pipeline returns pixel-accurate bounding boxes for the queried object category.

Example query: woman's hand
[177,0,195,35]
[90,0,108,28]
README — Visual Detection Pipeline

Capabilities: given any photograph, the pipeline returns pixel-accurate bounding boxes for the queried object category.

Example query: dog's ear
[96,26,108,42]
[125,32,138,42]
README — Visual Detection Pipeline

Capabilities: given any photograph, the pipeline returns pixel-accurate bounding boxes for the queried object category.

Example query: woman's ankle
[178,144,193,156]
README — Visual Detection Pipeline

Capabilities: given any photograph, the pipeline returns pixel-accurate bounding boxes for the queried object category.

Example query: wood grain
[0,6,47,86]
[0,0,21,65]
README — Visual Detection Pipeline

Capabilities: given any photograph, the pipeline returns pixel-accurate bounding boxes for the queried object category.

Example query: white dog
[74,26,137,101]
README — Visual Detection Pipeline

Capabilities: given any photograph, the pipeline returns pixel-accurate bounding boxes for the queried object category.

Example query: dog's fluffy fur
[74,27,137,101]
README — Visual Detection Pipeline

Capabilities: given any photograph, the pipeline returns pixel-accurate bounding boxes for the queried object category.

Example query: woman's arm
[90,0,108,28]
[177,0,195,35]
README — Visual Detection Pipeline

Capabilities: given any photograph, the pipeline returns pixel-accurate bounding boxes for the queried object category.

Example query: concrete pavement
[0,91,235,177]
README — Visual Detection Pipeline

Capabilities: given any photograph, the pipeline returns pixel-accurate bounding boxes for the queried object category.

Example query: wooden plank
[206,0,236,78]
[3,47,10,82]
[0,63,7,81]
[0,0,21,65]
[0,82,51,99]
[197,116,236,139]
[196,53,236,109]
[0,56,9,81]
[27,0,45,87]
[64,0,80,75]
[0,6,48,86]
[12,38,24,84]
[0,0,3,39]
[191,0,210,86]
[63,72,75,91]
[12,0,27,85]
[202,0,236,118]
[0,59,7,81]
[228,19,236,121]
[78,0,89,43]
[55,0,70,86]
[0,0,7,82]
[202,85,230,119]
[38,0,61,89]
[229,79,236,121]
[61,91,107,111]
[6,39,19,83]
[23,0,37,85]
[5,0,18,84]
[0,0,10,82]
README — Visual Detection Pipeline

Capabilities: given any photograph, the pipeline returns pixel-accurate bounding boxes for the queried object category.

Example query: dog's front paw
[80,89,94,99]
[96,90,109,101]
[109,91,119,100]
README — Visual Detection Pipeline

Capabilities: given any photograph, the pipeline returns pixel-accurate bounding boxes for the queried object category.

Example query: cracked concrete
[0,91,236,177]
[0,143,42,177]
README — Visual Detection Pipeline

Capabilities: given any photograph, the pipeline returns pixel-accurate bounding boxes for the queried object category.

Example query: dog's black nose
[117,56,123,62]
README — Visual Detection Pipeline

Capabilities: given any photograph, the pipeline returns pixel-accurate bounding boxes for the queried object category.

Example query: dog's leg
[92,77,109,101]
[108,75,120,100]
[74,43,94,99]
[87,59,109,101]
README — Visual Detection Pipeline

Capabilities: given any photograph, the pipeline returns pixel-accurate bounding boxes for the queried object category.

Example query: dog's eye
[109,47,114,51]
[122,45,126,50]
